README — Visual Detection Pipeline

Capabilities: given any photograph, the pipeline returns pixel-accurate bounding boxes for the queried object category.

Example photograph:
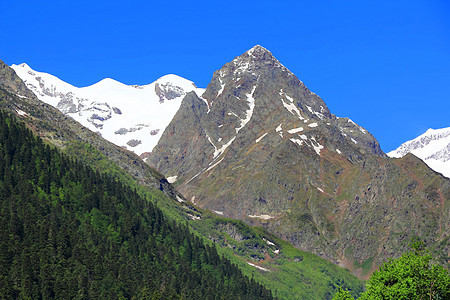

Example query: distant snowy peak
[388,127,450,178]
[11,63,204,155]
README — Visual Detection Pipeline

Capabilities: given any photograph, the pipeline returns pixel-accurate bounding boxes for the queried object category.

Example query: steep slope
[148,46,450,276]
[0,59,365,299]
[11,63,204,156]
[388,127,450,178]
[0,110,273,299]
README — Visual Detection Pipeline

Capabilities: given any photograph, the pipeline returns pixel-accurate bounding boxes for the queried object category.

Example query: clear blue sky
[1,0,449,152]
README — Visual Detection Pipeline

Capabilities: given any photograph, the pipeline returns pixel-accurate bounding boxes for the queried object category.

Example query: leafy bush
[333,239,450,300]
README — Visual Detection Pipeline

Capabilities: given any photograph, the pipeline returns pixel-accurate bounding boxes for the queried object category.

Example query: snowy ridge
[388,127,450,178]
[11,63,205,155]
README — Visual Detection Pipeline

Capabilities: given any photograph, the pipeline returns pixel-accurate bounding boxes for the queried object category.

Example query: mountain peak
[232,45,283,70]
[91,77,123,88]
[17,63,30,69]
[147,46,446,273]
[246,44,272,57]
[201,45,323,121]
[155,74,199,90]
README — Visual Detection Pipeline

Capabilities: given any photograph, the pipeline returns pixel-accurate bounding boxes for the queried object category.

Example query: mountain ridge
[388,127,450,178]
[11,62,205,156]
[148,45,450,276]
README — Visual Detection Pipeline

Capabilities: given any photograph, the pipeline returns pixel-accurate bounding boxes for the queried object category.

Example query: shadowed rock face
[148,46,449,275]
[0,60,36,98]
[155,82,185,103]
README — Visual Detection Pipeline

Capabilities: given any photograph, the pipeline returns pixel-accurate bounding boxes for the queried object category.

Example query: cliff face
[148,46,450,275]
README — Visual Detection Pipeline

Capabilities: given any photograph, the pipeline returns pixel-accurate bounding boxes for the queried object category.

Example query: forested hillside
[0,111,272,299]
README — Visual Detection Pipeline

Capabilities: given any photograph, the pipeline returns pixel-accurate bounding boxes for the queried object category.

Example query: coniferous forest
[0,110,273,299]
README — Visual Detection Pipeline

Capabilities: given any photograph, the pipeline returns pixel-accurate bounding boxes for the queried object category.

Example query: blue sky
[1,0,449,152]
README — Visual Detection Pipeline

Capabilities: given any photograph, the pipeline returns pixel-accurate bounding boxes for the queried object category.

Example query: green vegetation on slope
[183,216,364,299]
[0,111,272,299]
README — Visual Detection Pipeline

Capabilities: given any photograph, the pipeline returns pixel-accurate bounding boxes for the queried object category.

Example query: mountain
[148,45,450,276]
[1,59,365,299]
[388,127,450,178]
[11,63,204,156]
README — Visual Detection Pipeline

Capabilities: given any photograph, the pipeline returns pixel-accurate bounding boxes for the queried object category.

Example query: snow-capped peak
[387,127,450,178]
[90,77,124,88]
[155,74,198,89]
[11,63,205,156]
[18,63,31,68]
[246,45,269,56]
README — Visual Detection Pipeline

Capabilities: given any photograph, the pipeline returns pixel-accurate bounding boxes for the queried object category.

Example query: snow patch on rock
[167,176,178,183]
[236,86,257,133]
[287,127,304,134]
[247,262,270,272]
[15,109,28,116]
[206,157,225,172]
[256,133,268,143]
[290,138,304,146]
[249,214,274,220]
[276,123,283,138]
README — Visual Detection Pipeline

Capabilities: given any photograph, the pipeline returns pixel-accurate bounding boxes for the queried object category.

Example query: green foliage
[332,288,355,300]
[0,110,273,299]
[333,239,450,300]
[360,240,449,300]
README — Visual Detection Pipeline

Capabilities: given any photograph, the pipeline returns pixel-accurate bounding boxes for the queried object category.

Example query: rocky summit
[148,45,450,277]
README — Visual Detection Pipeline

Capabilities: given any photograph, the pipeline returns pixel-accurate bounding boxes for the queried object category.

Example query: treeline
[0,110,273,299]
